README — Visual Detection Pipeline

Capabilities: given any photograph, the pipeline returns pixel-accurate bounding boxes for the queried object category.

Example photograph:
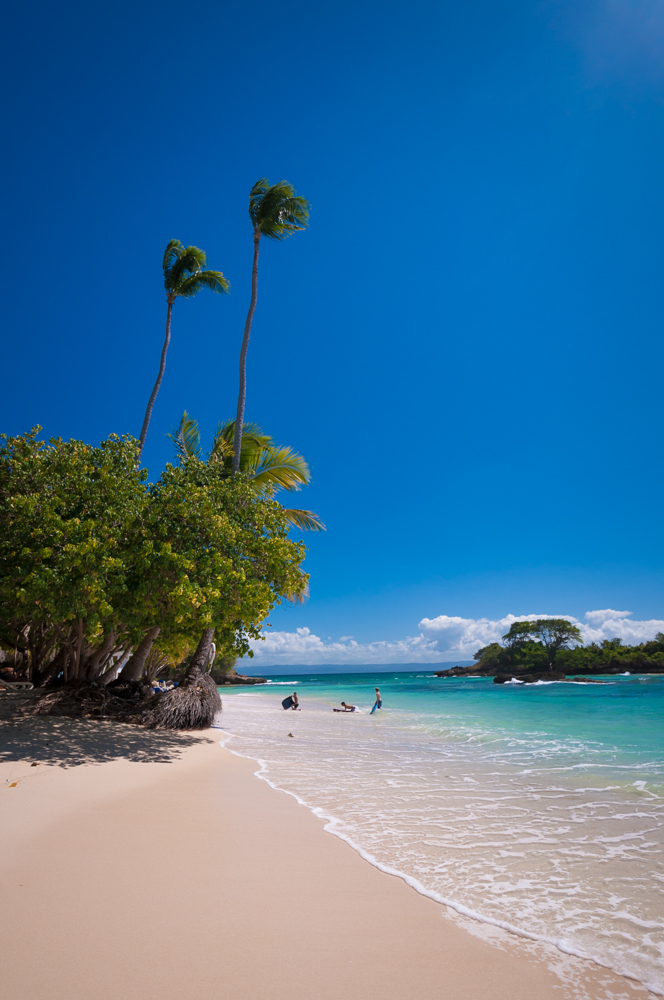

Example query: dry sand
[0,716,654,1000]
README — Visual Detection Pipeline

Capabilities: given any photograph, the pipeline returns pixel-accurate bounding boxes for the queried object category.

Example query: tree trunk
[34,646,66,688]
[99,650,130,686]
[74,618,85,680]
[86,631,117,681]
[232,232,260,474]
[139,628,220,730]
[184,628,216,685]
[119,626,161,682]
[138,296,174,460]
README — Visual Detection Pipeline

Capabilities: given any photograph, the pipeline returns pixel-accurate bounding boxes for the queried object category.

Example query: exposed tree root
[139,673,221,730]
[17,675,222,731]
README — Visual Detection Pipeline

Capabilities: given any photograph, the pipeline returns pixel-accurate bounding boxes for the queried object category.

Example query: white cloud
[584,608,632,625]
[249,627,440,666]
[247,610,664,666]
[417,613,574,658]
[580,610,664,646]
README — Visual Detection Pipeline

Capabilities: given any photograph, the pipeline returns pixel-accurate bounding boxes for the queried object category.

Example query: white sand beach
[0,716,656,1000]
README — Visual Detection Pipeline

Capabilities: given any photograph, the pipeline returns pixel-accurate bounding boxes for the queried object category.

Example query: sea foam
[219,675,664,996]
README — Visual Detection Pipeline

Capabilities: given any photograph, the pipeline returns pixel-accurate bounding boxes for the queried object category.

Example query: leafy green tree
[168,412,324,531]
[472,642,506,671]
[0,429,150,683]
[232,179,309,473]
[138,240,229,460]
[0,429,308,689]
[137,458,308,668]
[502,619,583,670]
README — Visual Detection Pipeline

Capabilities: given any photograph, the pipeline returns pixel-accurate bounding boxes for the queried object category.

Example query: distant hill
[238,661,474,676]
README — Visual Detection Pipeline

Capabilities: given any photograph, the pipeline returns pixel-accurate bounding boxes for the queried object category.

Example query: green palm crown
[249,179,310,240]
[168,413,324,532]
[163,239,230,298]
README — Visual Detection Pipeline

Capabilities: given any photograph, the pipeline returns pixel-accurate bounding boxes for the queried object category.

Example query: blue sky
[3,0,664,665]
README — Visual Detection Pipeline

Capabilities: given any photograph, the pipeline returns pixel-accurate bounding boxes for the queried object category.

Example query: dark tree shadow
[0,715,212,768]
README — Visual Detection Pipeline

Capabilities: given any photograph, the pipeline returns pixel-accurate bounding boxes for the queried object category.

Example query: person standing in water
[370,687,382,714]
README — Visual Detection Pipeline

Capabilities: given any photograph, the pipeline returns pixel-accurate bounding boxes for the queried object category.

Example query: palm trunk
[85,630,117,682]
[119,626,161,682]
[139,628,220,730]
[138,296,174,460]
[184,628,216,684]
[99,649,130,686]
[232,232,261,473]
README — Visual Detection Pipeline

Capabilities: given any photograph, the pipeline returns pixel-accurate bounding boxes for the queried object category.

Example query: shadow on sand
[0,715,209,768]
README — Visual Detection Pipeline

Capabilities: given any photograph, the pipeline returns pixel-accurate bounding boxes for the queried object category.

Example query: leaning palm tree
[137,240,229,460]
[232,179,310,474]
[168,412,324,531]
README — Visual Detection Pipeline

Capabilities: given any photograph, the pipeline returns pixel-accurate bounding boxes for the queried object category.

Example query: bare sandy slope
[0,716,651,1000]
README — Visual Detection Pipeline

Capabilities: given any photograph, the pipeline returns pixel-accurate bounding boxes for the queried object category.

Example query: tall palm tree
[169,412,324,531]
[137,240,230,461]
[232,179,310,474]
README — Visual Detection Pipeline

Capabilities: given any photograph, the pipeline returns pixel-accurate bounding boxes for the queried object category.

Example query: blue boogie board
[282,696,294,710]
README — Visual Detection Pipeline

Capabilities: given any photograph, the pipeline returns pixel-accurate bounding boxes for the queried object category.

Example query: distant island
[436,619,664,683]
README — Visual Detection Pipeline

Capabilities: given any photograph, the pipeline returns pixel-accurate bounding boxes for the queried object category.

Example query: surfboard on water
[282,696,294,710]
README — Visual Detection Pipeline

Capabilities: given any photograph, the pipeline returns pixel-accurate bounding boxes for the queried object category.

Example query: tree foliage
[248,179,310,240]
[0,429,307,684]
[168,413,325,531]
[473,623,664,675]
[162,239,229,299]
[502,618,583,669]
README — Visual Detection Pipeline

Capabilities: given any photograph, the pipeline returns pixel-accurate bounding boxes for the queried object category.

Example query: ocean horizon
[218,670,664,997]
[237,660,474,675]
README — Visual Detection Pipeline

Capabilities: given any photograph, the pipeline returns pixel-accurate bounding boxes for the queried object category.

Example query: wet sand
[0,717,651,1000]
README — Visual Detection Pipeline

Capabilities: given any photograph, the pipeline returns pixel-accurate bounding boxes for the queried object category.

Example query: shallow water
[218,672,664,994]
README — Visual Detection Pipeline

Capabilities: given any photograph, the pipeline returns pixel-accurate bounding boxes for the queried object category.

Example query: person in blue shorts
[370,687,382,714]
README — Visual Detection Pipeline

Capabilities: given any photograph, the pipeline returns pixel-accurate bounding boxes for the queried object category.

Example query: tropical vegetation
[0,428,307,723]
[138,240,229,459]
[468,619,664,676]
[168,412,325,532]
[232,179,310,473]
[1,177,317,728]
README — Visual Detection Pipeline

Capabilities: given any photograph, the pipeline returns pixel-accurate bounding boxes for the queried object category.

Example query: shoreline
[224,738,663,999]
[0,716,657,1000]
[236,748,646,980]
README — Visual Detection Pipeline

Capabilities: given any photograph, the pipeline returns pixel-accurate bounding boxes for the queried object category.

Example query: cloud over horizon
[247,609,664,666]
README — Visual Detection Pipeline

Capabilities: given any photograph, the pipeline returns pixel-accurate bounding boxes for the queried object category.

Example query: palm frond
[282,507,326,532]
[166,411,201,460]
[181,245,207,270]
[248,178,271,228]
[177,269,230,298]
[209,423,234,465]
[210,420,272,468]
[247,445,311,491]
[248,178,310,240]
[168,247,204,288]
[163,239,184,277]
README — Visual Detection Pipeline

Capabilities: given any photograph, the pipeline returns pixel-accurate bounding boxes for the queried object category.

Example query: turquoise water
[263,670,664,766]
[219,672,664,994]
